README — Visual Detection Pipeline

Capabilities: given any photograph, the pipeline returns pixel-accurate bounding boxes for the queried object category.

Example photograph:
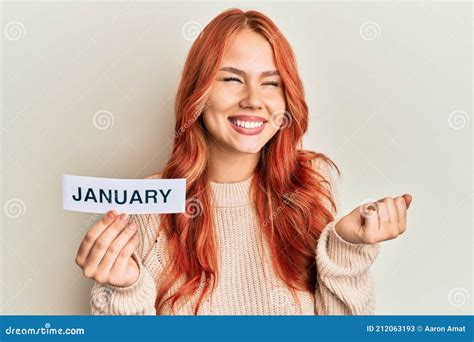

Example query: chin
[234,142,264,154]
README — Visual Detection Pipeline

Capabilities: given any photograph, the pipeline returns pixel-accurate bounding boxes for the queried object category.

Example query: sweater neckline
[209,174,254,208]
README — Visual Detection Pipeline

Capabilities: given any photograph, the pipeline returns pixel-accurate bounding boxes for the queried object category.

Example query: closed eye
[223,77,243,84]
[223,77,280,87]
[263,82,280,87]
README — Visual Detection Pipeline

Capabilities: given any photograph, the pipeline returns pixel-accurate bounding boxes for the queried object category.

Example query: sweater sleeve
[314,221,380,315]
[312,155,380,315]
[90,213,157,315]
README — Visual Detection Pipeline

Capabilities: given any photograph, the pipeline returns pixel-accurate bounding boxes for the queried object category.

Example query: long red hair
[155,8,339,314]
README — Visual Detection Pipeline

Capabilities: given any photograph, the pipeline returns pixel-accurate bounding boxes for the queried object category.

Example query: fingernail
[128,223,137,231]
[107,211,116,219]
[120,213,129,222]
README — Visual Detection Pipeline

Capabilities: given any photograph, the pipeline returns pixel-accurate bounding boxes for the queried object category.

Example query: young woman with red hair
[77,8,412,315]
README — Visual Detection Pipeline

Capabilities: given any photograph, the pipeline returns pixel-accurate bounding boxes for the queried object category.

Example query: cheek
[264,92,287,128]
[202,86,234,133]
[266,90,286,110]
[202,111,219,134]
[202,109,231,142]
[263,121,280,142]
[208,84,240,110]
[262,93,286,141]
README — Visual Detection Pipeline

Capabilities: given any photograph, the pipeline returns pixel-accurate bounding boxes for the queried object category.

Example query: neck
[207,143,260,183]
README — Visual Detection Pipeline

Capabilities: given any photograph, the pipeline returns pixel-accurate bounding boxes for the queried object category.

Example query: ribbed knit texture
[90,168,380,315]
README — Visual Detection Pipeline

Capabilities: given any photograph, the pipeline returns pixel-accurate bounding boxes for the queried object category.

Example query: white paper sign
[62,174,186,214]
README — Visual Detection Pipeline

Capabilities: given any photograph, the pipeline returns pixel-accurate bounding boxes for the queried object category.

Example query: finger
[110,234,139,277]
[83,213,131,276]
[382,198,398,223]
[402,194,413,209]
[384,197,400,238]
[94,222,138,282]
[76,210,117,267]
[360,202,379,243]
[375,200,390,224]
[377,200,398,240]
[395,196,407,234]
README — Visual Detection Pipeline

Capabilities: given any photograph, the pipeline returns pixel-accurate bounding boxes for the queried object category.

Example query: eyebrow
[219,66,280,78]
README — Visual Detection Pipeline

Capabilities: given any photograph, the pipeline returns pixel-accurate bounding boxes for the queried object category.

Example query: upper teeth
[231,119,264,129]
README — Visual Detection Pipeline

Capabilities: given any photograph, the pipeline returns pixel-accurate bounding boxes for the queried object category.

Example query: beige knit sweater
[90,168,380,315]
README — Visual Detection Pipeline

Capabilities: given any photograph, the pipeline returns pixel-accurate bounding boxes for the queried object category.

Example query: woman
[76,8,412,315]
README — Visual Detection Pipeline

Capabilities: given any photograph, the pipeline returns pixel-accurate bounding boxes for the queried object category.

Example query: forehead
[220,29,277,73]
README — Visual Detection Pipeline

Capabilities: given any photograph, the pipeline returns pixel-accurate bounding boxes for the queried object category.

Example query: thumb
[360,202,379,236]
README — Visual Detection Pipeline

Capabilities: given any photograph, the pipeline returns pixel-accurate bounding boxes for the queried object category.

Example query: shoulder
[143,172,163,180]
[312,156,339,188]
[311,154,341,217]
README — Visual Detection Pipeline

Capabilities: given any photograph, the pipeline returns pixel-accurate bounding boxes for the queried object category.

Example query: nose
[239,83,263,110]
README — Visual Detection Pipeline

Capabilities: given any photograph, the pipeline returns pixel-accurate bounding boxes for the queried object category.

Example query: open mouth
[227,116,268,136]
[229,119,265,129]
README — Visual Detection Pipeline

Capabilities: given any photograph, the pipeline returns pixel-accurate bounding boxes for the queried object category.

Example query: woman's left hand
[334,194,413,244]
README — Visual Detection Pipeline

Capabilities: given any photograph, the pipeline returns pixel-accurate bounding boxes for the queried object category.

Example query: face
[202,29,286,155]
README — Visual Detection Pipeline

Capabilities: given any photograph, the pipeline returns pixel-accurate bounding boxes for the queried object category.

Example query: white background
[1,1,472,315]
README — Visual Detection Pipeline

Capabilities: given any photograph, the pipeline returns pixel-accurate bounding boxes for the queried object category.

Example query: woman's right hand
[75,210,140,287]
